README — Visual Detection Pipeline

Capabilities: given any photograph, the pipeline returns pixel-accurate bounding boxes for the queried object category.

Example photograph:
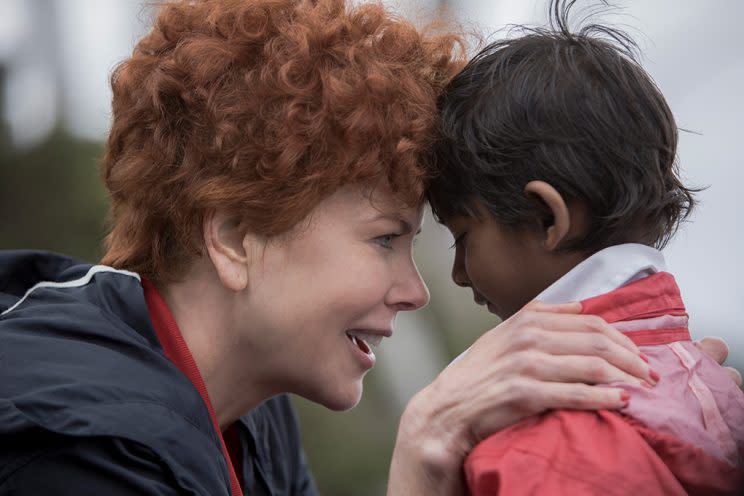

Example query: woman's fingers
[472,310,651,386]
[521,299,582,315]
[512,351,652,388]
[522,330,656,385]
[693,337,742,386]
[518,380,629,413]
[474,377,628,431]
[694,337,728,364]
[505,308,641,356]
[725,367,743,387]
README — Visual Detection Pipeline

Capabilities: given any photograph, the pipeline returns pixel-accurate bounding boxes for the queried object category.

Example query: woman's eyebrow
[367,213,421,235]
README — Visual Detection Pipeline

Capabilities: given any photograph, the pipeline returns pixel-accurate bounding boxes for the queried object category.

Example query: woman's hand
[387,300,649,495]
[694,336,742,386]
[386,301,740,496]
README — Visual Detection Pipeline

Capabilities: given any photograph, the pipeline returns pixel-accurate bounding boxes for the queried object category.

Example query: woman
[0,1,736,495]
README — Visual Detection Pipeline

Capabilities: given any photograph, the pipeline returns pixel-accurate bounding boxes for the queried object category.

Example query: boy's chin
[486,302,503,319]
[486,301,511,320]
[492,298,535,321]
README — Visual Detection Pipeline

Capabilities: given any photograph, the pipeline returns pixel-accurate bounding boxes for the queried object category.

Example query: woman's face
[240,185,429,410]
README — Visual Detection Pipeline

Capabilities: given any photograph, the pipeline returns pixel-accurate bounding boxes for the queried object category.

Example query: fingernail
[620,391,631,403]
[649,369,661,383]
[640,353,650,363]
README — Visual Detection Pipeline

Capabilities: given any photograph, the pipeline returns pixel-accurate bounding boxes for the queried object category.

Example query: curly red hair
[100,0,464,283]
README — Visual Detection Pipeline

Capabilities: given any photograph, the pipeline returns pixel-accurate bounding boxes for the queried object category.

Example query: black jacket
[0,250,318,495]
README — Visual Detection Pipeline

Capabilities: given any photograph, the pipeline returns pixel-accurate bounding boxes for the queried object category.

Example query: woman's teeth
[346,331,383,350]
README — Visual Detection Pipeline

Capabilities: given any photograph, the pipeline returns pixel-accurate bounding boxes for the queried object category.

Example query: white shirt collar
[449,243,667,367]
[536,243,667,304]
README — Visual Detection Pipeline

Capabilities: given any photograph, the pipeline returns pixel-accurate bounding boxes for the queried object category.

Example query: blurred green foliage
[0,127,107,261]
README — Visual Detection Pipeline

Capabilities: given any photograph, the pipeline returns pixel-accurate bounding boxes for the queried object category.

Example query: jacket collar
[537,243,666,304]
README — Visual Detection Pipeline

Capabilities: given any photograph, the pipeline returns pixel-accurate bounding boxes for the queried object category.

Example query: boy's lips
[473,292,500,316]
[473,291,489,306]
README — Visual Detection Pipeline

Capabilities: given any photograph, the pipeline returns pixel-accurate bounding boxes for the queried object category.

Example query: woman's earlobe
[204,211,250,291]
[524,180,570,251]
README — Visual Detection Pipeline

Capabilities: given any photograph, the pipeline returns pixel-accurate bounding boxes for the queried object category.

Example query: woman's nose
[388,263,430,311]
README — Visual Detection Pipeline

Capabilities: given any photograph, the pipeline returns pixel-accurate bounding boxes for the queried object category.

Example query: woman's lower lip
[347,336,376,370]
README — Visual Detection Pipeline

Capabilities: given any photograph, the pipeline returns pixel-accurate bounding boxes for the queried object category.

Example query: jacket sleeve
[464,409,686,496]
[1,437,185,496]
[291,449,318,496]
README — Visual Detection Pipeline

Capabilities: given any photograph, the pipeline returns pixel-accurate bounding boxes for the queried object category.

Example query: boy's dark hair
[427,0,696,252]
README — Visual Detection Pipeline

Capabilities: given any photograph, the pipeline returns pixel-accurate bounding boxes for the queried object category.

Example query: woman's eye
[376,234,397,249]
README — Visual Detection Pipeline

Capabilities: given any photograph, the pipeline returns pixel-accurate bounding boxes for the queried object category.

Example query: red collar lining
[580,272,690,346]
[142,279,244,496]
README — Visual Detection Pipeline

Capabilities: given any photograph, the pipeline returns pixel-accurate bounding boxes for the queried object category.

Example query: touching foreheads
[101,0,465,283]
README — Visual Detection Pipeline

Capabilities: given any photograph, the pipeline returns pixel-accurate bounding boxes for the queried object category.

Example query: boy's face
[443,203,573,320]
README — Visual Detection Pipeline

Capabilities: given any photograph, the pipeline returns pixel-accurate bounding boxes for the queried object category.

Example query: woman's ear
[524,180,570,251]
[204,210,251,291]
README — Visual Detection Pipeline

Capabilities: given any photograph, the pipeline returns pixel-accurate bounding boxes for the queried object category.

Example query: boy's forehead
[441,203,489,229]
[441,213,474,232]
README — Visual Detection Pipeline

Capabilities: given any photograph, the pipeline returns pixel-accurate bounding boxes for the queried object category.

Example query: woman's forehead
[319,184,424,226]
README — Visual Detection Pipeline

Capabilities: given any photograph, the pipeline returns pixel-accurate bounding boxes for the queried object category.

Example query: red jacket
[465,273,744,495]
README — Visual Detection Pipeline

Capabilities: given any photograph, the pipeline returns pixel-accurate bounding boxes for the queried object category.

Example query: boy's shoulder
[465,408,741,496]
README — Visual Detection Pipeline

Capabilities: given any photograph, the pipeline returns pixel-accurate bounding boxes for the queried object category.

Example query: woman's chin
[308,381,364,412]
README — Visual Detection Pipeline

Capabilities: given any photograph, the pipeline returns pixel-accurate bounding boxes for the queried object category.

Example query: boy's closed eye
[450,232,466,249]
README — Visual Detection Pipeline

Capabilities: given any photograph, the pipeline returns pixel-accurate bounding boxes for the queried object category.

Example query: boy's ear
[204,210,253,292]
[523,180,570,251]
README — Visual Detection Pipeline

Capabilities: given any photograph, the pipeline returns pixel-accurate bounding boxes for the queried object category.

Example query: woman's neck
[158,264,272,428]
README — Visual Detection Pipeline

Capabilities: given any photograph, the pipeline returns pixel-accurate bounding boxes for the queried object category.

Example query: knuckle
[726,366,743,386]
[511,330,539,351]
[698,337,729,363]
[571,386,594,407]
[591,335,611,354]
[521,300,541,312]
[586,357,609,382]
[586,315,607,332]
[515,309,539,327]
[502,376,532,404]
[514,351,542,376]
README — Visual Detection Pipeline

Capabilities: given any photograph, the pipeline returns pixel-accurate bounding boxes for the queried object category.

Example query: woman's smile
[345,327,393,369]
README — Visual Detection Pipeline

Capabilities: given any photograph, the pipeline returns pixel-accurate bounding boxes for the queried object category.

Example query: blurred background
[1,0,741,494]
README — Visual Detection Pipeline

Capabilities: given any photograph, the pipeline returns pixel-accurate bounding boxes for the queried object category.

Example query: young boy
[428,2,744,494]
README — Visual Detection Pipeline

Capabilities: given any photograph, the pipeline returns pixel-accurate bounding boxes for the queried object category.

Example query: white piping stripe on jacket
[1,265,141,316]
